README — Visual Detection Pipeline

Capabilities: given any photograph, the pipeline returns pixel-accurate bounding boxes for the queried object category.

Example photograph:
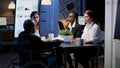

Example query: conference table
[59,43,102,68]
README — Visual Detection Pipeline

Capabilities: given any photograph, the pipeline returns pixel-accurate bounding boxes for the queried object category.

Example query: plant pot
[59,35,73,42]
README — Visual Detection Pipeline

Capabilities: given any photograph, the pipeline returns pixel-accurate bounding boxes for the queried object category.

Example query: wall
[113,40,120,68]
[114,0,120,39]
[112,0,120,68]
[40,0,59,37]
[0,0,14,24]
[86,0,105,31]
[0,0,14,40]
[0,0,85,24]
[59,0,85,19]
[105,0,114,68]
[105,0,118,68]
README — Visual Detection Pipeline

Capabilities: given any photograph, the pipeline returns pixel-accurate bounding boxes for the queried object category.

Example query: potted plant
[59,29,73,42]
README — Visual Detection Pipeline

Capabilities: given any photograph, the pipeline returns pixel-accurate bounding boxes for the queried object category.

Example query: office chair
[74,41,104,68]
[58,21,65,30]
[90,41,104,68]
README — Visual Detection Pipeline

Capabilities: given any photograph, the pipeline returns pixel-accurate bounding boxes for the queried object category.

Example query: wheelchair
[6,56,49,68]
[6,41,57,68]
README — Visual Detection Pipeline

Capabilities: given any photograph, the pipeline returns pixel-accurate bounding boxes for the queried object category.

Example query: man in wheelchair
[17,19,63,68]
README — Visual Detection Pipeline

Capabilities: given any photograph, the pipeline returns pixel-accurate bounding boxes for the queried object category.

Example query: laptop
[0,17,7,26]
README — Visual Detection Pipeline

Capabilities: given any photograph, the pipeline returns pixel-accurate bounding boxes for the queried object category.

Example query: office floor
[0,51,18,68]
[0,47,104,68]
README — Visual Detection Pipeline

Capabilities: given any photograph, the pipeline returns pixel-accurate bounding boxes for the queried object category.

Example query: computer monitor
[78,16,85,25]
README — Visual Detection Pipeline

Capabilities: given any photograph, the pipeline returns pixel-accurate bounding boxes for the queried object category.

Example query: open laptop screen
[0,17,7,25]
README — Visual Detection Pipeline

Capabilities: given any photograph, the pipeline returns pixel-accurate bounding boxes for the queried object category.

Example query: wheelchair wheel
[21,60,48,68]
[6,56,20,68]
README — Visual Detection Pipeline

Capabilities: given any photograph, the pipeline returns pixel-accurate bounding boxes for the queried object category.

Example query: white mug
[48,33,54,40]
[75,38,84,45]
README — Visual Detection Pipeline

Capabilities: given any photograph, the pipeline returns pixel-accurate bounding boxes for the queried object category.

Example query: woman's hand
[72,38,78,44]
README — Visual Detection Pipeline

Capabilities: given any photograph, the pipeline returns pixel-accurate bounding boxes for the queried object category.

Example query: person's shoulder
[30,33,40,39]
[93,23,101,30]
[18,31,25,37]
[20,31,24,34]
[93,23,100,27]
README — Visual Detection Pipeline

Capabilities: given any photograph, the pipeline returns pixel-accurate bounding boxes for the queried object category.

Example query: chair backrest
[59,19,69,29]
[58,21,65,30]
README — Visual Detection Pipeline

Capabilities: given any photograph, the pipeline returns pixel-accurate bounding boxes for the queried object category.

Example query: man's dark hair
[23,19,34,31]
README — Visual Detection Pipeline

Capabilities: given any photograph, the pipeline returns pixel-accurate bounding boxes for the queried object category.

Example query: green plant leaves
[59,29,72,35]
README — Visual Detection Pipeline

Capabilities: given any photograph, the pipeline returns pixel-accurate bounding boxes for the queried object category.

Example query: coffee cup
[79,39,84,45]
[48,33,54,40]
